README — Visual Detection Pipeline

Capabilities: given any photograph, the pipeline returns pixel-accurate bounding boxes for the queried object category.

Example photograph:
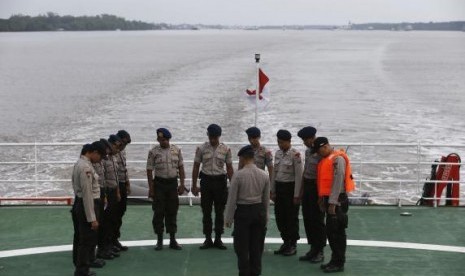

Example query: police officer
[297,126,326,263]
[191,124,234,249]
[271,129,303,256]
[95,139,116,260]
[314,137,355,273]
[114,130,131,252]
[225,145,270,276]
[98,135,122,259]
[241,127,273,178]
[72,141,106,276]
[147,128,186,250]
[89,139,111,267]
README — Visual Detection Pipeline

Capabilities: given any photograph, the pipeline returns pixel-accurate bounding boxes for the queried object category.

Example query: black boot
[214,234,227,250]
[155,234,163,251]
[199,235,214,249]
[282,241,297,256]
[309,250,324,263]
[114,239,128,251]
[299,248,314,261]
[274,241,288,255]
[169,233,182,250]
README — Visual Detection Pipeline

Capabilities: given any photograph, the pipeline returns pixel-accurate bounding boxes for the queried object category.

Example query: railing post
[34,141,38,197]
[433,180,438,208]
[359,142,363,195]
[398,181,402,207]
[416,140,421,194]
[188,181,193,207]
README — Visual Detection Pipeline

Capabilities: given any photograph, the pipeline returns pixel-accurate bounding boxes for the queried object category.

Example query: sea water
[0,30,464,204]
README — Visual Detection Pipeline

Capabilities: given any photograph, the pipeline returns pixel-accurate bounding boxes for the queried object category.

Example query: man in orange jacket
[314,137,355,273]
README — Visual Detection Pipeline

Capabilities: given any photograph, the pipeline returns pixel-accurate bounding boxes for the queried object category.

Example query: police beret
[297,126,317,139]
[276,129,292,141]
[91,141,107,157]
[80,144,93,155]
[207,124,222,137]
[312,137,329,153]
[157,128,172,139]
[108,134,122,144]
[237,145,255,157]
[116,130,131,144]
[99,138,112,150]
[245,127,261,138]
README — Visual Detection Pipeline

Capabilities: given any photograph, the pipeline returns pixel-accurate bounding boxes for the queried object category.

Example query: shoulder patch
[85,170,92,178]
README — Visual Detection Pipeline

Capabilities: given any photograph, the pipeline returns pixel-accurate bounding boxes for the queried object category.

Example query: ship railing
[0,141,463,207]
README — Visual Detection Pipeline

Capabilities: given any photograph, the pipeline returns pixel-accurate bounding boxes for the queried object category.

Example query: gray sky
[0,0,464,25]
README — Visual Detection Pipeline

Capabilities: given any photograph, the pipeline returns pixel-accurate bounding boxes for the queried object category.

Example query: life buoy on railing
[418,153,461,206]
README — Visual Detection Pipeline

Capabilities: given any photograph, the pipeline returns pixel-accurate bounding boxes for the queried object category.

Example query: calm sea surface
[0,30,464,203]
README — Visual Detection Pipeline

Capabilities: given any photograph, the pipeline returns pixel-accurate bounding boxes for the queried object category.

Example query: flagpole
[254,53,260,127]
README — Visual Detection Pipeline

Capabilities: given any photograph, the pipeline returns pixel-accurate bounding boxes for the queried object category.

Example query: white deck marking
[1,238,464,258]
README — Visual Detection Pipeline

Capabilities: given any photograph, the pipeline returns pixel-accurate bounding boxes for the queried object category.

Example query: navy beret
[237,145,255,157]
[245,127,261,138]
[312,137,329,153]
[116,130,131,143]
[297,126,317,139]
[99,138,112,150]
[276,129,292,140]
[157,128,172,139]
[80,143,93,155]
[91,141,107,157]
[207,124,222,137]
[108,134,122,144]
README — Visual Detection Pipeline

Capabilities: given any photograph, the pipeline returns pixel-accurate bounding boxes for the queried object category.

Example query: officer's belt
[154,176,177,182]
[275,181,295,185]
[200,173,226,180]
[74,196,101,203]
[237,203,263,208]
[303,177,317,183]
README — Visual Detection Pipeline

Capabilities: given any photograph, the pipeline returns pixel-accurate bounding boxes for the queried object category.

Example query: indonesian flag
[245,68,270,108]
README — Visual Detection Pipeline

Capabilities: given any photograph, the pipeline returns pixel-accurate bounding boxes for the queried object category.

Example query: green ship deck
[1,205,464,275]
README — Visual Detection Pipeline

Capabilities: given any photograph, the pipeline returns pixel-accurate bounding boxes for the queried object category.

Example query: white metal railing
[0,141,463,206]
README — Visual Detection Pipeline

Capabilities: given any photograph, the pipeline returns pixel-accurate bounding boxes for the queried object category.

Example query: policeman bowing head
[312,137,331,157]
[237,145,255,161]
[297,126,317,148]
[157,128,171,148]
[245,127,261,148]
[207,124,222,147]
[276,129,292,151]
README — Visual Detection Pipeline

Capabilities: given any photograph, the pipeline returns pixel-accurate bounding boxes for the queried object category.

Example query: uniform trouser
[233,204,266,276]
[200,174,228,236]
[103,187,120,250]
[324,193,349,266]
[72,197,100,276]
[97,190,106,252]
[152,177,179,235]
[274,181,300,242]
[302,178,326,251]
[116,181,128,240]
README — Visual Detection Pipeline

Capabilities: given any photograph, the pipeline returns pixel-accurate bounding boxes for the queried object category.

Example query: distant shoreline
[1,13,464,32]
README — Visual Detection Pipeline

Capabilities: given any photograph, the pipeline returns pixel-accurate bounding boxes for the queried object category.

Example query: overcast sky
[0,0,464,25]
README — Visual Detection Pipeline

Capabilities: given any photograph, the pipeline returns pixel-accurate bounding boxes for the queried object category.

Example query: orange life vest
[317,150,355,196]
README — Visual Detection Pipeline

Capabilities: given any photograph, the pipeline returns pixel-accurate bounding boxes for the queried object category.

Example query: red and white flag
[245,68,270,108]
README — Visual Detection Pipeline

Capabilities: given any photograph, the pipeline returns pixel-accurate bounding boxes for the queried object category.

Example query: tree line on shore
[1,12,464,32]
[350,21,465,31]
[0,13,162,32]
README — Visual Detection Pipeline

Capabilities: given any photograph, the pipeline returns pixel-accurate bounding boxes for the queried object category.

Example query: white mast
[254,53,260,127]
